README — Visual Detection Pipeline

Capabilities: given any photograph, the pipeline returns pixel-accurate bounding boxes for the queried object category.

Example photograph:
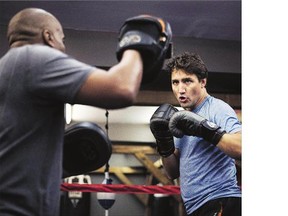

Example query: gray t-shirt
[0,45,94,216]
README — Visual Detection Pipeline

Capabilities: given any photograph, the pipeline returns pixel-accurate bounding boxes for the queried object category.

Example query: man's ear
[201,78,207,88]
[42,29,53,47]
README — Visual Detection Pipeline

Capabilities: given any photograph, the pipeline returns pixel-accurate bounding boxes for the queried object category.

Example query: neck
[185,89,209,111]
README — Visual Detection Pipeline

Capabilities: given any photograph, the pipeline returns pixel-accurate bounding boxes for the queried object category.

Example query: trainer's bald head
[7,8,65,52]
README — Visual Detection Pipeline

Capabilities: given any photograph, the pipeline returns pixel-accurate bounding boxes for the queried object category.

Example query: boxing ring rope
[61,183,180,195]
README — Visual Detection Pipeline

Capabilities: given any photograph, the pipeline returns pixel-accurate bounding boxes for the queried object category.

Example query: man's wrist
[156,140,175,157]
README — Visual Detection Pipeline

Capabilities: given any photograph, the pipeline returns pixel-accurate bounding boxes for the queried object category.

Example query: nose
[178,83,186,94]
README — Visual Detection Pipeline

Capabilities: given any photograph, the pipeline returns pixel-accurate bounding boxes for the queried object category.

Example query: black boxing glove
[169,111,226,146]
[116,14,172,84]
[150,104,178,157]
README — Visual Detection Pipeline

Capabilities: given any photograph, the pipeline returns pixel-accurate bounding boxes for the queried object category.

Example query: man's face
[171,69,206,110]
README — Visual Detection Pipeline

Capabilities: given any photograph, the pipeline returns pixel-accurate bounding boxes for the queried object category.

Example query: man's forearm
[161,150,180,180]
[216,132,242,160]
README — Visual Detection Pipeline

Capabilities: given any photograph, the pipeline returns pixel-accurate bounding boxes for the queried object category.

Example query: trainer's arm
[74,50,143,109]
[216,132,241,160]
[161,149,180,180]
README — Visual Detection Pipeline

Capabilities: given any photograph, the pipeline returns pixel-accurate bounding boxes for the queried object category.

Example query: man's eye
[184,79,192,84]
[172,80,178,85]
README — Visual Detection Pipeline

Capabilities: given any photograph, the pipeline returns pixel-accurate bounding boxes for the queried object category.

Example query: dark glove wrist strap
[210,129,226,146]
[156,140,175,157]
[201,121,226,146]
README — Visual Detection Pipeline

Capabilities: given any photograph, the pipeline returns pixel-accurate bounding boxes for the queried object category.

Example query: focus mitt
[116,14,172,84]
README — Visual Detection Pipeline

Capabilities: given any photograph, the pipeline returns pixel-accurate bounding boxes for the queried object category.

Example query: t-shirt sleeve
[210,99,242,134]
[27,46,94,104]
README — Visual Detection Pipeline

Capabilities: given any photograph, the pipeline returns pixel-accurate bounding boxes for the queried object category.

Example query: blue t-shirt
[174,95,241,215]
[0,45,94,216]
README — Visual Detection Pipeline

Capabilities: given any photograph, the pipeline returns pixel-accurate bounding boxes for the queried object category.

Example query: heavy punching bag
[151,183,177,216]
[60,175,91,216]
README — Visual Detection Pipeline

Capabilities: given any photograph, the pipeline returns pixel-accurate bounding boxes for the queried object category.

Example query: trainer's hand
[150,104,178,157]
[116,15,172,84]
[169,111,226,146]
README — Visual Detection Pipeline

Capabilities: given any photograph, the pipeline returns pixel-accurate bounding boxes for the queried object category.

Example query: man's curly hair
[166,52,208,80]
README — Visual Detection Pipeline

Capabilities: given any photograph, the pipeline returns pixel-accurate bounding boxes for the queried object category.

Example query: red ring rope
[61,183,180,195]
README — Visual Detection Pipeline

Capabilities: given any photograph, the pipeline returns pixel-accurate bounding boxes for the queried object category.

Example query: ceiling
[0,1,241,41]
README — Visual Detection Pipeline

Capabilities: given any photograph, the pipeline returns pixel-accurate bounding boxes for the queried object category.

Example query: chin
[180,103,190,109]
[180,103,194,110]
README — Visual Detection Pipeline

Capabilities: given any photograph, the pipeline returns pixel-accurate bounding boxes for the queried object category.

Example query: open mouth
[179,96,188,103]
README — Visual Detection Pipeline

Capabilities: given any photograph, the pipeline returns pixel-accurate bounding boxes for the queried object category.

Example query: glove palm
[150,104,178,157]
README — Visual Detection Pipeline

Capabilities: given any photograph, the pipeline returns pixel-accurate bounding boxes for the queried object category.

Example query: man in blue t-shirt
[0,8,172,216]
[150,52,241,216]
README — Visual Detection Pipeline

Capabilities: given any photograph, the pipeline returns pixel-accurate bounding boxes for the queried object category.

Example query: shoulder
[207,95,231,108]
[25,44,66,58]
[204,96,241,132]
[207,95,236,112]
[205,95,236,115]
[2,45,66,73]
[9,45,67,67]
